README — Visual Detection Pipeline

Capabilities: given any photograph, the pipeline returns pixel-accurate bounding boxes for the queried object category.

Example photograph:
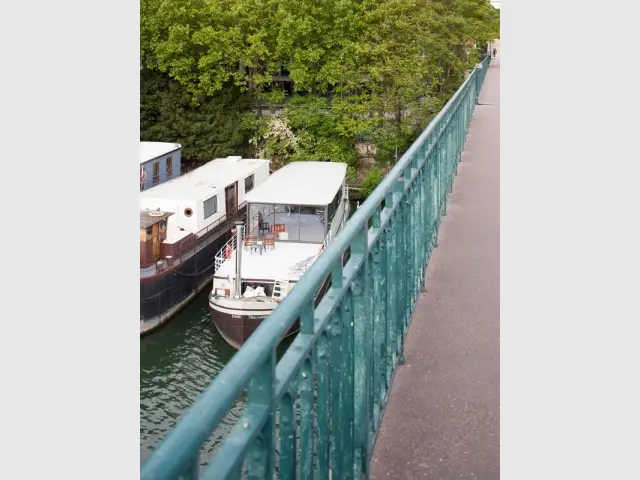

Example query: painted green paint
[141,55,491,480]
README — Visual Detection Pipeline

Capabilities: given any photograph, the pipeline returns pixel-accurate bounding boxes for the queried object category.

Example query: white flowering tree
[250,113,298,168]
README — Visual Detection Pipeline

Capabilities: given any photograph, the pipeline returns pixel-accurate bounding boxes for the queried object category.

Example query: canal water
[140,285,298,466]
[140,200,360,463]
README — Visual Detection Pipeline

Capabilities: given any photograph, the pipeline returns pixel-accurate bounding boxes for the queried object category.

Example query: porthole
[184,208,193,217]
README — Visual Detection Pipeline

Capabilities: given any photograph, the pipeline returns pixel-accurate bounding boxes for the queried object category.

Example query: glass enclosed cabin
[243,162,348,244]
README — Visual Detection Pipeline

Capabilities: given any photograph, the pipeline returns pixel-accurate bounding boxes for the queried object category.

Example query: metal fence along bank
[141,54,492,480]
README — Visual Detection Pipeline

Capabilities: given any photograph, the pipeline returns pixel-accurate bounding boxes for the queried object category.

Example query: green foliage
[251,113,298,167]
[140,69,252,162]
[361,168,384,198]
[141,0,500,188]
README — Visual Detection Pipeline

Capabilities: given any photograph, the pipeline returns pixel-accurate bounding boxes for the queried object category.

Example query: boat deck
[215,241,322,282]
[140,225,229,278]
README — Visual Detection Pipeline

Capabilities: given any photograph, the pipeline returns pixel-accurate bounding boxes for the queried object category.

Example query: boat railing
[195,201,246,240]
[320,228,333,252]
[139,204,246,276]
[213,224,247,275]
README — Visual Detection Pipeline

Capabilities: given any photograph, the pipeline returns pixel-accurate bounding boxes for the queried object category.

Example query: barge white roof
[139,156,270,204]
[244,161,347,206]
[140,142,181,165]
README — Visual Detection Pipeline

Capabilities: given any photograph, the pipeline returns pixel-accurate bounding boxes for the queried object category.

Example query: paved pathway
[370,53,500,480]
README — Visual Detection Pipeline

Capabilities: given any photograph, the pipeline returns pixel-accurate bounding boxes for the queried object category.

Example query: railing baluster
[439,127,446,214]
[316,331,330,479]
[299,301,315,480]
[229,460,243,479]
[351,227,370,477]
[433,136,441,247]
[405,184,416,316]
[412,153,422,298]
[415,182,420,297]
[246,349,276,480]
[371,208,384,430]
[182,455,199,480]
[424,156,434,261]
[298,355,315,480]
[279,391,296,480]
[383,191,396,388]
[366,252,375,449]
[393,178,406,363]
[330,307,344,479]
[342,289,355,479]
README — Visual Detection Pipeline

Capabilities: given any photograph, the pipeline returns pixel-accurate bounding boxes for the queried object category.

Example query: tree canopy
[141,0,499,188]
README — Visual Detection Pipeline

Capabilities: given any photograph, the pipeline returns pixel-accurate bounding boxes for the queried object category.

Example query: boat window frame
[247,202,329,244]
[203,195,218,219]
[327,184,344,226]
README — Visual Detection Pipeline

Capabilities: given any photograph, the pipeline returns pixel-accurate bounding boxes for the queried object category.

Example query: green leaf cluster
[141,0,499,181]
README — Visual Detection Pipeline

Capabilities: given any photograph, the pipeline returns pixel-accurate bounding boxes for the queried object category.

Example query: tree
[141,69,253,162]
[140,0,500,178]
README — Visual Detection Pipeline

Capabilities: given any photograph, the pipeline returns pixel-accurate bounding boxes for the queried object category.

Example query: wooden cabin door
[152,225,161,259]
[225,182,238,216]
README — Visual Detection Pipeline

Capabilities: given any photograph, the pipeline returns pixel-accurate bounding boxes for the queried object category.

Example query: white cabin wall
[140,198,199,233]
[239,162,270,206]
[177,201,199,232]
[139,160,270,235]
[255,162,270,190]
[197,192,226,231]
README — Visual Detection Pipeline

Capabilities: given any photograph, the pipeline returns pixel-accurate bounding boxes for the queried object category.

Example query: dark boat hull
[209,275,331,349]
[209,300,299,349]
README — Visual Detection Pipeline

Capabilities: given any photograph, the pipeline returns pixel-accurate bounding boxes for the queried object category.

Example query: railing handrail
[141,55,490,480]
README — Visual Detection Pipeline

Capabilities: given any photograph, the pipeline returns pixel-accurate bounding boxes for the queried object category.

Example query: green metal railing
[141,54,491,480]
[475,55,491,103]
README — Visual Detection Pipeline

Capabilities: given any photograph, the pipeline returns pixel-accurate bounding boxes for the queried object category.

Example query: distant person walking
[492,48,497,58]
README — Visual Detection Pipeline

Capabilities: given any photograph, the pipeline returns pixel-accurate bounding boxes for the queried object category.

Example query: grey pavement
[369,54,500,480]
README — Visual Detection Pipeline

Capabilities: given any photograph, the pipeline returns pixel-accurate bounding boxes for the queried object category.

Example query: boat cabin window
[247,203,326,243]
[327,186,343,225]
[245,174,255,193]
[203,195,218,219]
[152,162,160,183]
[299,206,325,242]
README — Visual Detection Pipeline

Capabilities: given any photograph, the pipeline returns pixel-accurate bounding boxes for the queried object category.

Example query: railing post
[316,329,331,479]
[475,65,481,104]
[393,177,406,364]
[278,390,296,479]
[299,301,316,480]
[351,226,370,478]
[384,190,397,386]
[371,207,384,429]
[298,352,315,480]
[330,300,345,479]
[342,288,355,479]
[246,348,276,480]
[372,213,389,412]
